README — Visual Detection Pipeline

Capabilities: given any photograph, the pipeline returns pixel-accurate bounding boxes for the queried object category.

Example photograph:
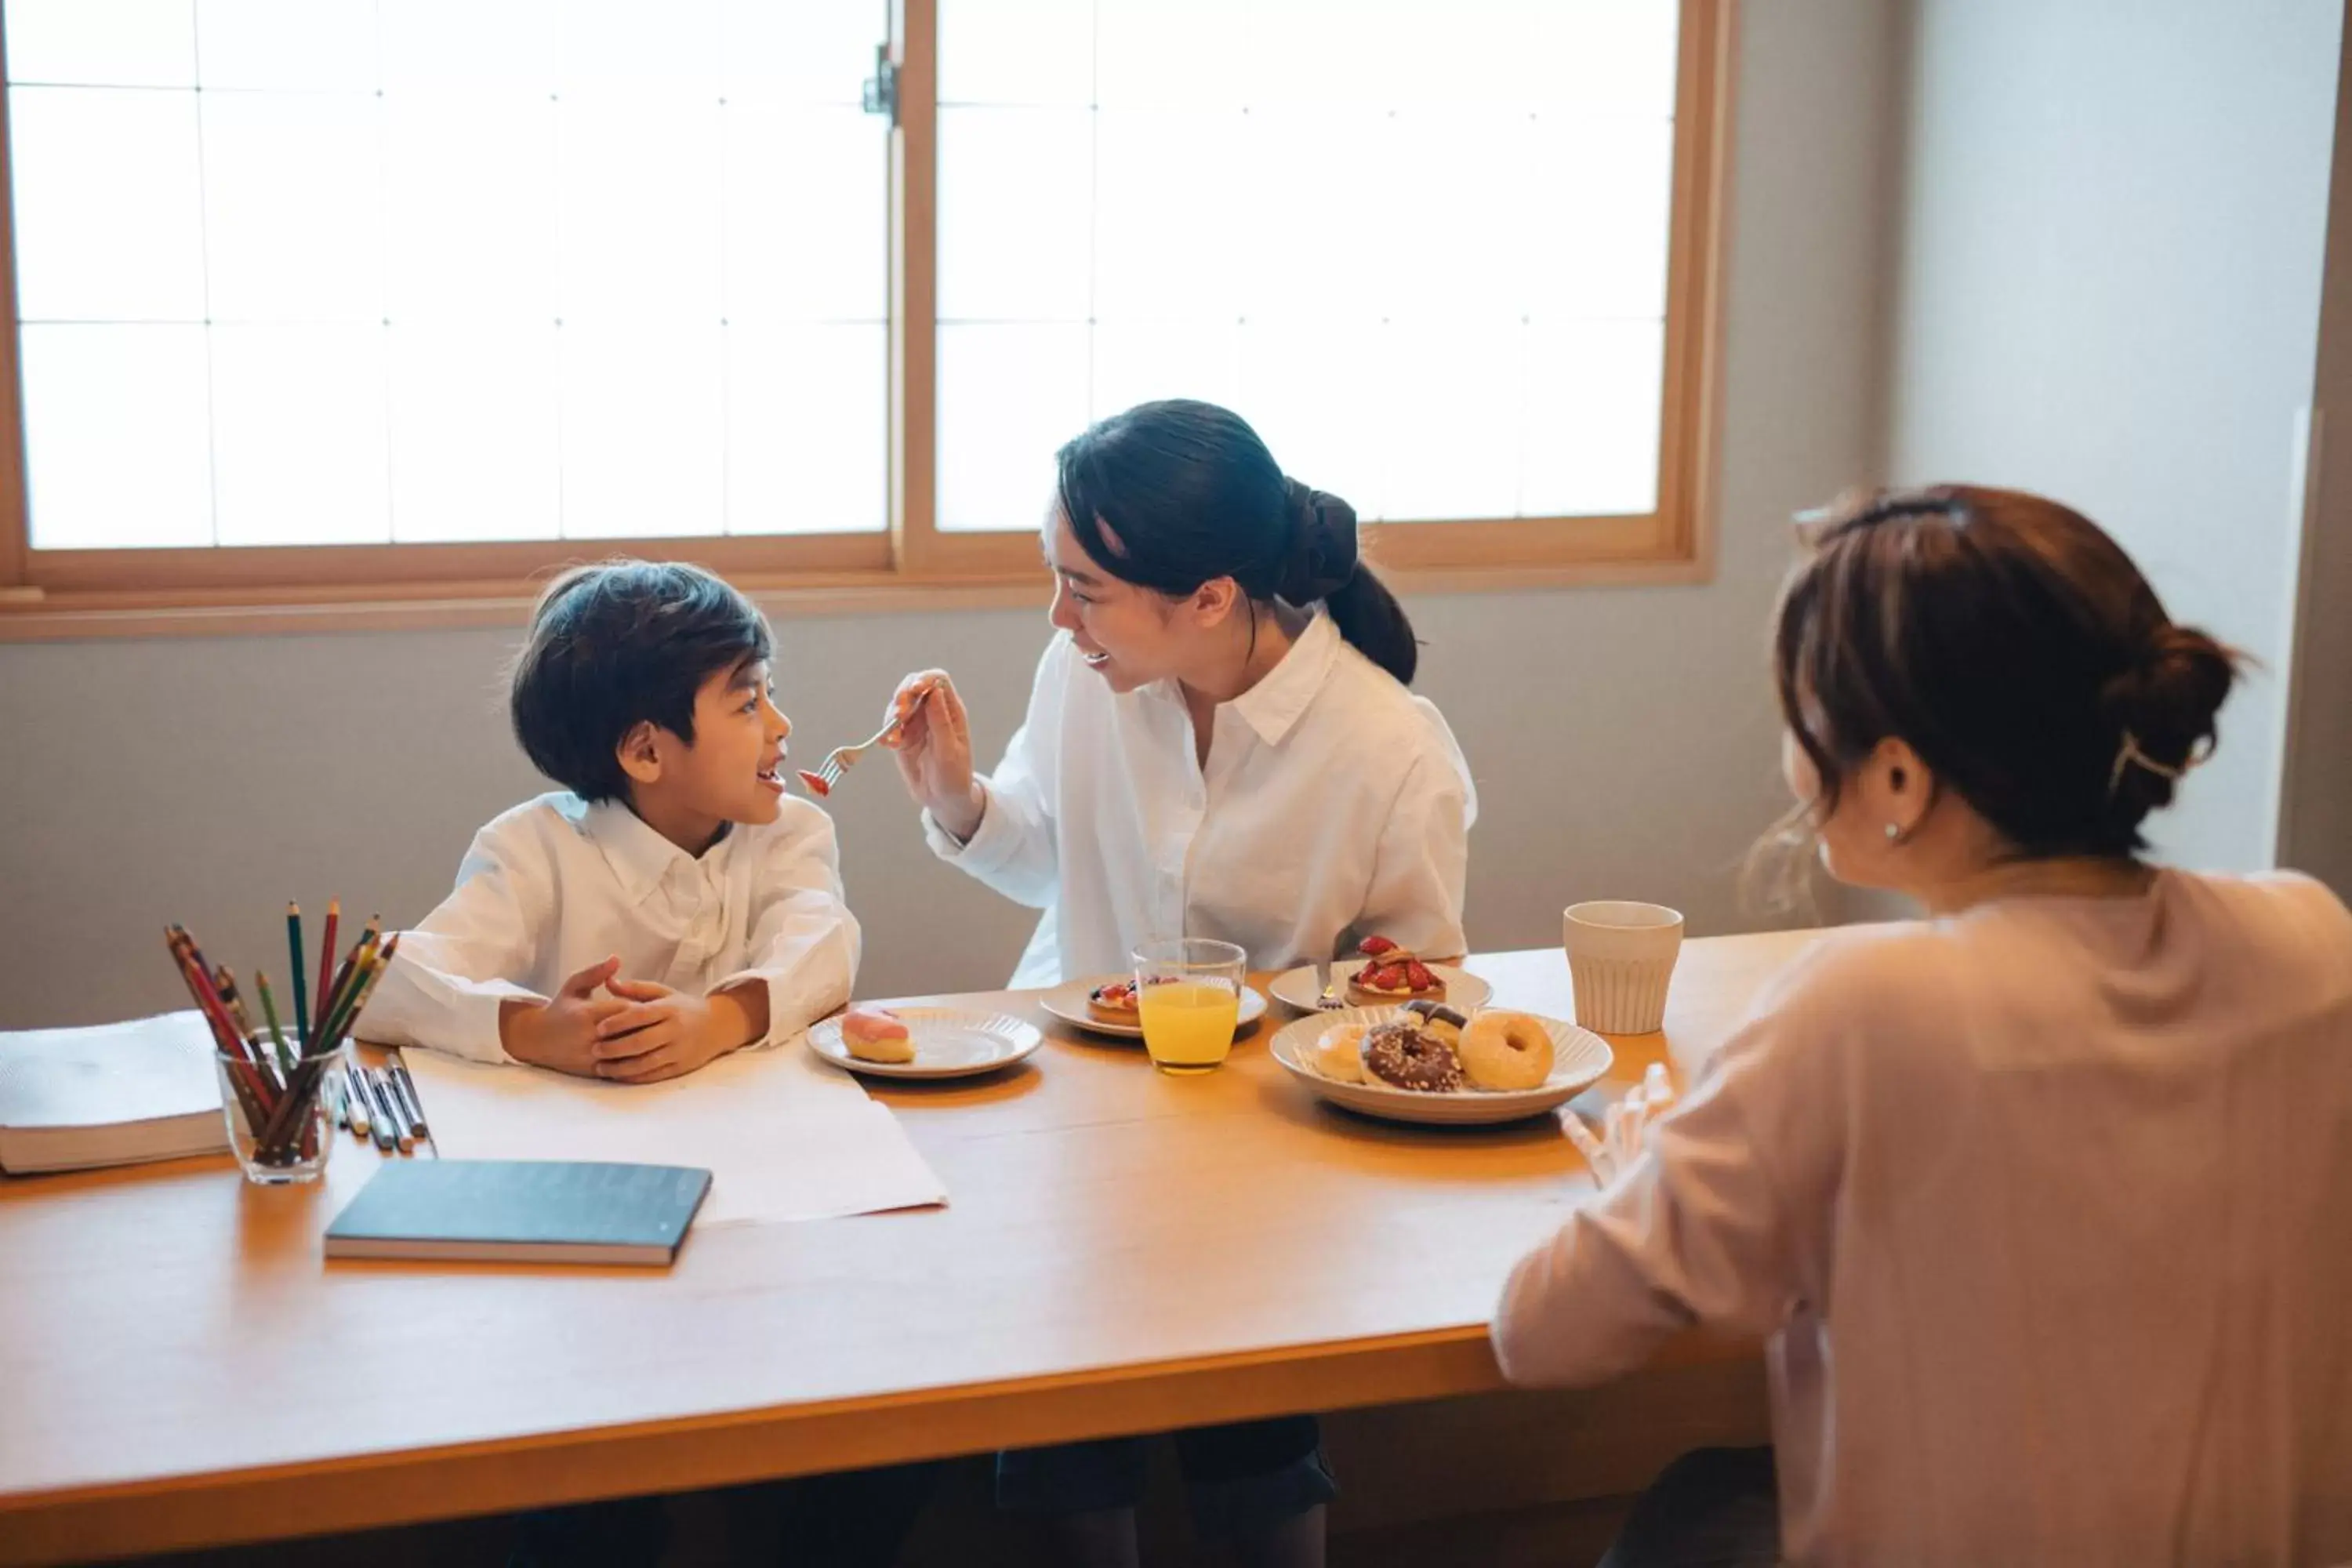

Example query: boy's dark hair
[509,560,772,803]
[1761,485,2238,895]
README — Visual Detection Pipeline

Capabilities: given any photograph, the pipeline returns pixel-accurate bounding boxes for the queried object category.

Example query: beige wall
[0,0,1904,1030]
[2281,9,2352,900]
[1881,0,2343,874]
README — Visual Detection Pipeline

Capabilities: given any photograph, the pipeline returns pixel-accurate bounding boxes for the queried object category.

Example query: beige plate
[806,1008,1044,1080]
[1038,980,1269,1041]
[1266,960,1494,1014]
[1270,1006,1613,1126]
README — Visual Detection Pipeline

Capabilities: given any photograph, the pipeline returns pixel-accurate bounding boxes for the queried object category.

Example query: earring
[1883,822,1903,843]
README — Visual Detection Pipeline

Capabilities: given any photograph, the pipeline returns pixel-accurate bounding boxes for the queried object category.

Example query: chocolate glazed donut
[1361,1021,1465,1092]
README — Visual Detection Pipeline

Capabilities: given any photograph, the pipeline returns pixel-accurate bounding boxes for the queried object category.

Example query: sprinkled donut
[1457,1008,1554,1091]
[1362,1021,1465,1093]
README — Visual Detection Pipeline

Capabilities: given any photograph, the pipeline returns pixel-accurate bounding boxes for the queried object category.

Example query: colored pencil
[315,901,339,1042]
[165,938,272,1124]
[286,903,309,1054]
[252,970,295,1074]
[314,921,380,1051]
[212,967,255,1040]
[320,934,397,1052]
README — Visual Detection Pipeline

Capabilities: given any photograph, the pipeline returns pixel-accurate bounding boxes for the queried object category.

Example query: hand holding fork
[1563,1062,1676,1185]
[800,680,943,797]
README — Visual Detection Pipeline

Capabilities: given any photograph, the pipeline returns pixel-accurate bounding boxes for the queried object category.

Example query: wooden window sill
[0,553,1715,643]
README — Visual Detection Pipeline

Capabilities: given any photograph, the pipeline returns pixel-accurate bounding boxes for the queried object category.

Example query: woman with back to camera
[1494,485,2352,1566]
[884,399,1476,1568]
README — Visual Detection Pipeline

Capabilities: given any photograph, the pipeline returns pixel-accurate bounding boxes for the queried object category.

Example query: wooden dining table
[0,928,1815,1566]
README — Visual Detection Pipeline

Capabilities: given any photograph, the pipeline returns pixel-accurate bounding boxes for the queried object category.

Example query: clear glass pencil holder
[216,1037,346,1185]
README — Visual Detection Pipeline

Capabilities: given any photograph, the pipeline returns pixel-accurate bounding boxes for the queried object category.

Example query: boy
[361,559,856,1077]
[363,561,932,1566]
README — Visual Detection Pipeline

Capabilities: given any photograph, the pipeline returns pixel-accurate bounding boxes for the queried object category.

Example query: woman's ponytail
[1056,399,1423,685]
[1279,478,1417,684]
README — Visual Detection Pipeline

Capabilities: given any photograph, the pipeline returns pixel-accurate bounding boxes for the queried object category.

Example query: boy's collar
[566,795,730,901]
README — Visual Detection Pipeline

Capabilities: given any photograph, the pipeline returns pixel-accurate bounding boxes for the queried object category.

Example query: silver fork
[808,720,895,793]
[1314,958,1345,1010]
[808,688,931,793]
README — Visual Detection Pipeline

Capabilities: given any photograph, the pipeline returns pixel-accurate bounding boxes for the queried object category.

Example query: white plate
[1270,1006,1613,1126]
[806,1008,1044,1080]
[1266,960,1493,1014]
[1038,979,1269,1041]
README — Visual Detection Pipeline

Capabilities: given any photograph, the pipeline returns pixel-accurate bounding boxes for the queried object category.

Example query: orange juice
[1138,981,1240,1073]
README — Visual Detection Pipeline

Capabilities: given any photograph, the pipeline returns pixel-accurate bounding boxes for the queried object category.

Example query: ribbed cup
[1563,902,1684,1034]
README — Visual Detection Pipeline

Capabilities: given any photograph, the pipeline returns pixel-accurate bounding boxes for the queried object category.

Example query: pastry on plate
[1087,978,1143,1025]
[1456,1007,1555,1091]
[841,1006,915,1063]
[1345,935,1446,1007]
[1309,1021,1368,1083]
[1360,1017,1465,1093]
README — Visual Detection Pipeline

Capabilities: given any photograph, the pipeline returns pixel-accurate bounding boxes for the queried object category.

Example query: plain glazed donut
[1457,1008,1553,1091]
[1362,1021,1465,1093]
[1310,1022,1367,1083]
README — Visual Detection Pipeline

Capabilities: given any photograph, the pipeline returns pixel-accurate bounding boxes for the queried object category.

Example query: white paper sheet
[397,1040,946,1227]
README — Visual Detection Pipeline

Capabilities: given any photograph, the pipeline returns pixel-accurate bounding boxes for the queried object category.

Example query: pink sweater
[1494,871,2352,1566]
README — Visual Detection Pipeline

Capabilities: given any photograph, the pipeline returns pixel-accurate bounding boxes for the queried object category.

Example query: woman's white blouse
[926,615,1476,987]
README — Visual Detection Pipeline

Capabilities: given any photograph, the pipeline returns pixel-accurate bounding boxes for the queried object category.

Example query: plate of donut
[1269,1005,1613,1126]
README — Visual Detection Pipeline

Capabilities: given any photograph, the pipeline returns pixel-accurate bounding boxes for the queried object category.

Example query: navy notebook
[325,1160,712,1265]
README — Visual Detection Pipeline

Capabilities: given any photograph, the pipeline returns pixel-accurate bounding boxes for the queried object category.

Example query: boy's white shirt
[358,793,859,1065]
[927,614,1476,987]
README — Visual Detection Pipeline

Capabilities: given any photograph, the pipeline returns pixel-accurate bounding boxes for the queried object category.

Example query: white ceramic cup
[1563,901,1685,1034]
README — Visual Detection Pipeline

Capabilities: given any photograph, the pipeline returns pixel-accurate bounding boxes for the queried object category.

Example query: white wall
[2280,8,2352,899]
[1882,0,2343,872]
[0,0,1905,1030]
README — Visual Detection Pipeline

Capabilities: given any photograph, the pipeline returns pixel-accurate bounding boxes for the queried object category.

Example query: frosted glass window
[209,325,391,546]
[8,1,888,551]
[557,98,722,325]
[724,105,887,325]
[194,0,377,93]
[721,2,877,107]
[558,325,725,540]
[4,0,195,87]
[727,325,887,535]
[379,0,554,94]
[938,0,1093,107]
[383,94,558,324]
[8,88,205,321]
[388,325,561,543]
[937,324,1090,532]
[935,0,1683,530]
[200,93,385,322]
[935,107,1093,322]
[19,325,211,549]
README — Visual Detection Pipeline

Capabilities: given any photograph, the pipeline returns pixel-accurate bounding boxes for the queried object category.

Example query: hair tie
[1279,477,1359,604]
[2107,730,2212,800]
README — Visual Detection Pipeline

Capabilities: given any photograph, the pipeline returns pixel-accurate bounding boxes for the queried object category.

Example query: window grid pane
[935,0,1679,532]
[7,2,889,551]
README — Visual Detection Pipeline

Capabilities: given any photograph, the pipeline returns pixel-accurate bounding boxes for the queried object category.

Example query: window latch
[862,45,898,124]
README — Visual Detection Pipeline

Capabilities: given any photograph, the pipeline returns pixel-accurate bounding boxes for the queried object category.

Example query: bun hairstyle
[1770,484,2239,865]
[1054,399,1421,684]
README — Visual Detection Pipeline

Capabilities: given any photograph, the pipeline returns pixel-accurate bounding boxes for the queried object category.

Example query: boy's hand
[884,670,985,841]
[591,976,765,1083]
[500,956,626,1076]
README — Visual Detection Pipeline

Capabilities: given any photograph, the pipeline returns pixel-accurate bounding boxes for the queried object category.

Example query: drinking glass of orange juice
[1131,938,1247,1075]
